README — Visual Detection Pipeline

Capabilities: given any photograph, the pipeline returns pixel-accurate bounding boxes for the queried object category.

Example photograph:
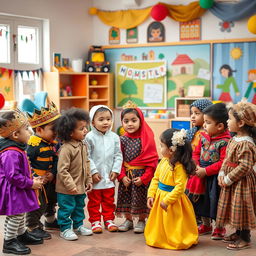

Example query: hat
[233,102,256,127]
[190,98,213,112]
[122,100,138,109]
[0,109,28,137]
[27,102,60,128]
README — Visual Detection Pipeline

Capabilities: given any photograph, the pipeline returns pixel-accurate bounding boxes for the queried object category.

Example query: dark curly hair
[56,108,90,142]
[160,128,196,176]
[121,108,140,120]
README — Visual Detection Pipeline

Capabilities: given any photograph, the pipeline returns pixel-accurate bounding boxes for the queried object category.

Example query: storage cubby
[43,71,113,111]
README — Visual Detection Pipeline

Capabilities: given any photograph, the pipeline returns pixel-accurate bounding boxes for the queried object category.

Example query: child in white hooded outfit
[85,105,123,233]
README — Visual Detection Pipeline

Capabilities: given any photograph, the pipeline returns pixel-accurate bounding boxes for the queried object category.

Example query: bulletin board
[115,60,167,108]
[105,43,211,109]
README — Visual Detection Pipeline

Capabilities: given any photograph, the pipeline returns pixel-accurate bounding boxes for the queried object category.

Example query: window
[0,15,43,102]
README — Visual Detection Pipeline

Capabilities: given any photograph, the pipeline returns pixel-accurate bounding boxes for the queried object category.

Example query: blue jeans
[57,193,86,232]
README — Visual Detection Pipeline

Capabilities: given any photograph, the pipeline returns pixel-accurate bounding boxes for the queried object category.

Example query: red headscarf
[122,108,159,169]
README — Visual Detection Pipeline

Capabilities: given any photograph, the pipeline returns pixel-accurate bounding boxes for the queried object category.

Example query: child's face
[15,124,31,144]
[227,110,239,133]
[92,110,112,134]
[203,114,223,137]
[160,141,173,158]
[151,28,160,38]
[190,106,204,127]
[122,112,140,134]
[70,120,88,141]
[36,122,56,142]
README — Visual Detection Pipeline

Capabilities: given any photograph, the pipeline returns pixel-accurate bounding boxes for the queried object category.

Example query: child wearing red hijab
[116,102,158,233]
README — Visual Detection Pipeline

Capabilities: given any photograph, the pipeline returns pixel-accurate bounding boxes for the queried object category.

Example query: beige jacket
[56,140,92,195]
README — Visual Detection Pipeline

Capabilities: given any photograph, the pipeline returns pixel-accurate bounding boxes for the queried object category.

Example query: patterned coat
[216,136,256,230]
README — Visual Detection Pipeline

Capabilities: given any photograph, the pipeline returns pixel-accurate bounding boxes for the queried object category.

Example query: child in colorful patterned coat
[216,101,256,250]
[186,103,231,240]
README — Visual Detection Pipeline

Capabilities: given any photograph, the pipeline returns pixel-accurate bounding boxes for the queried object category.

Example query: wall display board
[213,41,256,104]
[105,43,211,108]
[115,61,166,108]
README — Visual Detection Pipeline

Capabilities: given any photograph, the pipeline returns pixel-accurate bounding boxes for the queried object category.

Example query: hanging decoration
[89,0,256,29]
[0,67,43,79]
[151,4,168,21]
[0,28,34,43]
[230,47,243,60]
[219,21,234,32]
[89,1,206,29]
[247,15,256,34]
[199,0,214,9]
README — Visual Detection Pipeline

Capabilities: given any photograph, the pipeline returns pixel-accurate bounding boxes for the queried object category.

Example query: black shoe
[3,238,31,255]
[45,219,59,230]
[28,228,52,240]
[17,231,44,245]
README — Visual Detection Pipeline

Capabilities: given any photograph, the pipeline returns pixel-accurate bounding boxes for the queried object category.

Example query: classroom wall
[92,0,253,45]
[1,0,93,69]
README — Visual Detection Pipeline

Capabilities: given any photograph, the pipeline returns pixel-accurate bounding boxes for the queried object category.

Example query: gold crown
[27,102,60,128]
[122,100,138,109]
[0,109,28,137]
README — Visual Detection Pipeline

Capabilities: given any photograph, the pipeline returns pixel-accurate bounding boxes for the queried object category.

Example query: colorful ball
[151,4,168,22]
[0,93,5,109]
[199,0,214,9]
[248,15,256,34]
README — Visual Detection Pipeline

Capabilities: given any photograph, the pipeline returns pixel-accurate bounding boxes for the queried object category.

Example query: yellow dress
[144,158,198,250]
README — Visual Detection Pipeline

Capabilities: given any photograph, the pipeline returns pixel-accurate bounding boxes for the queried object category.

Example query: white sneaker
[134,221,145,233]
[118,219,133,232]
[76,225,93,236]
[60,229,78,241]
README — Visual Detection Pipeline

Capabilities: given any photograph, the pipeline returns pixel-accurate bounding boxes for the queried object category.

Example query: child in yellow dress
[144,128,198,250]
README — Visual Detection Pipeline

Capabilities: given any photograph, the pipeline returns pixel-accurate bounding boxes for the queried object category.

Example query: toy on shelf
[90,91,99,99]
[91,79,98,85]
[66,86,72,96]
[85,45,110,73]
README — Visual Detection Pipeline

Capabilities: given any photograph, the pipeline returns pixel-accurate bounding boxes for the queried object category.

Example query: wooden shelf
[89,99,108,102]
[44,72,113,111]
[60,96,87,100]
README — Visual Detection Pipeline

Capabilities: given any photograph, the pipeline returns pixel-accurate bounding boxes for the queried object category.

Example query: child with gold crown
[25,102,60,240]
[0,110,43,255]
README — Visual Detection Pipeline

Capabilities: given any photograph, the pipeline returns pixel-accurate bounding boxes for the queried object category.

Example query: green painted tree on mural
[121,79,138,98]
[111,30,118,39]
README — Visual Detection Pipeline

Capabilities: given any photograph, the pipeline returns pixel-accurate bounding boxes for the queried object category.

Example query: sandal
[222,232,240,243]
[226,239,251,250]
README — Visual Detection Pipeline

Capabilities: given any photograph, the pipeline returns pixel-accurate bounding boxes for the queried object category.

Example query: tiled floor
[0,216,255,256]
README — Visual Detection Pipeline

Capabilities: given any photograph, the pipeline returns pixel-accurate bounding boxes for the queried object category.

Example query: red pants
[87,188,115,223]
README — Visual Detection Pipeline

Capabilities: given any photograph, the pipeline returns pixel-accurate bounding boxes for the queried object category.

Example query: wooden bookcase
[43,71,113,112]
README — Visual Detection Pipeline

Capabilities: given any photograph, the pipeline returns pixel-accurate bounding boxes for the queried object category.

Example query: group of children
[0,97,255,254]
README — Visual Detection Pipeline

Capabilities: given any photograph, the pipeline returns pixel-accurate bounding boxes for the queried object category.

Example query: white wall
[92,0,254,45]
[1,0,93,69]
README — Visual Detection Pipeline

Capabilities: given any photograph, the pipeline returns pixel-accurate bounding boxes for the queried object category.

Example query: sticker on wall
[180,18,201,41]
[109,27,120,44]
[230,47,243,60]
[126,27,138,44]
[219,21,234,32]
[147,21,165,43]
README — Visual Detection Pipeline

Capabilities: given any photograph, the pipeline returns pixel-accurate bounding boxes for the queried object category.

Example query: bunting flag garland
[89,0,256,29]
[0,67,43,79]
[0,28,34,43]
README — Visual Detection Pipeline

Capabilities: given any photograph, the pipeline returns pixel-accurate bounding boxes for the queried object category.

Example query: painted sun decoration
[230,47,243,60]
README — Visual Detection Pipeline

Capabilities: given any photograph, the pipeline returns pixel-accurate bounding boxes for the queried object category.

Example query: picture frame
[126,27,138,44]
[147,21,165,43]
[180,18,201,41]
[53,53,61,67]
[62,58,70,67]
[109,27,120,45]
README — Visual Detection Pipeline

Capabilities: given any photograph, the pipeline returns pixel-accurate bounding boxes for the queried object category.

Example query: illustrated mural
[105,44,211,108]
[213,41,256,103]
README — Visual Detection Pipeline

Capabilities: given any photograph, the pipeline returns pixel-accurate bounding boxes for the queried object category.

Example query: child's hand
[110,172,118,182]
[218,176,224,187]
[196,167,206,178]
[160,201,168,212]
[92,173,101,184]
[133,177,142,186]
[32,177,43,189]
[69,187,78,194]
[45,172,54,182]
[122,176,131,187]
[85,183,93,192]
[147,197,154,209]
